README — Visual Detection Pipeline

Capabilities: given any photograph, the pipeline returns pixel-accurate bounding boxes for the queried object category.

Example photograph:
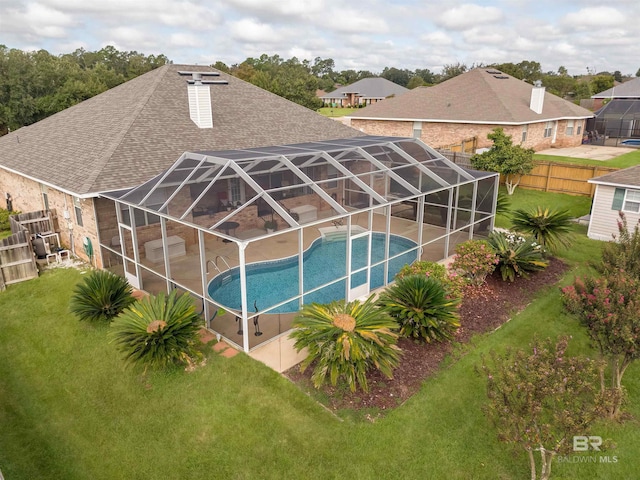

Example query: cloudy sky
[1,0,639,76]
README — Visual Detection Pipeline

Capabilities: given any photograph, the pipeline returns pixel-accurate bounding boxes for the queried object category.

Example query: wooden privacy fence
[10,210,54,235]
[517,162,619,197]
[437,152,618,197]
[0,229,38,290]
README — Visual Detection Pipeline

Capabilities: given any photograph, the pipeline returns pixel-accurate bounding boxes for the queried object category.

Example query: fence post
[545,162,553,192]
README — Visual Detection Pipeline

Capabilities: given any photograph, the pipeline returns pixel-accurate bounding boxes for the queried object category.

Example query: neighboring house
[349,68,594,152]
[0,64,362,267]
[321,78,408,107]
[590,77,640,111]
[587,166,640,241]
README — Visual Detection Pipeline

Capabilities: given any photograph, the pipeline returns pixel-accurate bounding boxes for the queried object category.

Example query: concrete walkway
[537,145,636,161]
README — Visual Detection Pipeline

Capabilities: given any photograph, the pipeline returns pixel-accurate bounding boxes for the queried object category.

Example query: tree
[470,128,535,194]
[561,271,640,417]
[480,337,604,480]
[590,74,614,95]
[406,75,426,89]
[380,67,411,87]
[212,61,229,73]
[440,62,467,82]
[636,67,640,78]
[289,296,401,392]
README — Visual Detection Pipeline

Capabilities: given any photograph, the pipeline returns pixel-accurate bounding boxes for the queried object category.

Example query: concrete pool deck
[537,145,636,161]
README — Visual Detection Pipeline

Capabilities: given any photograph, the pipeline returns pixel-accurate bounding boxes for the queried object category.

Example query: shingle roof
[321,78,408,100]
[0,64,362,195]
[349,68,593,124]
[589,165,640,188]
[592,77,640,99]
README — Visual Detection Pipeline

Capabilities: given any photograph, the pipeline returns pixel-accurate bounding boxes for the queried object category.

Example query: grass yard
[1,230,639,479]
[535,148,640,169]
[495,185,593,229]
[316,106,359,117]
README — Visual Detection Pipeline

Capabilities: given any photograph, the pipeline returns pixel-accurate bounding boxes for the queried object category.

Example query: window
[74,196,84,227]
[623,189,640,213]
[327,164,338,188]
[120,189,166,226]
[543,121,553,138]
[577,123,582,136]
[566,120,574,136]
[521,125,528,143]
[412,121,422,139]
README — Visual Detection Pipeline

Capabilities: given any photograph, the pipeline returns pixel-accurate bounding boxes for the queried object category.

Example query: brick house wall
[350,118,586,151]
[0,169,101,266]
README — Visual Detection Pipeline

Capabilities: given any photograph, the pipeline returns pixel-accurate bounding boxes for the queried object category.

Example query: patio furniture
[144,236,186,263]
[290,204,317,223]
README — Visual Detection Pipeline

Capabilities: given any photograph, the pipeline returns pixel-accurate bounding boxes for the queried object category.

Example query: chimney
[178,71,228,129]
[530,80,545,114]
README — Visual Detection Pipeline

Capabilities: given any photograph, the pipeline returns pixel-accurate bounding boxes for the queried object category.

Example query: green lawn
[1,233,638,479]
[317,106,359,117]
[495,185,593,229]
[535,148,640,169]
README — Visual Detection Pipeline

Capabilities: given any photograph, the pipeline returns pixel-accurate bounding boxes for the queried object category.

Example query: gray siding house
[587,166,640,240]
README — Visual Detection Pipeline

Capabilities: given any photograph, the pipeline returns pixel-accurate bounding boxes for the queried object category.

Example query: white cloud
[229,18,280,43]
[561,7,626,29]
[436,4,504,30]
[169,33,202,48]
[419,31,453,46]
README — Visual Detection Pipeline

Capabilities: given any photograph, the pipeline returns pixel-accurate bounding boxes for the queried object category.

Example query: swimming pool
[621,139,640,146]
[208,232,418,313]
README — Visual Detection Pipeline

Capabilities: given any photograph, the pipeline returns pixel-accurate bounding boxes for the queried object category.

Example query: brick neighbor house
[0,64,362,267]
[349,68,594,152]
[321,77,409,107]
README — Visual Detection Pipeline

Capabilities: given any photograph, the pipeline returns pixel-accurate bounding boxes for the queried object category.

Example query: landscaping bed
[285,257,568,413]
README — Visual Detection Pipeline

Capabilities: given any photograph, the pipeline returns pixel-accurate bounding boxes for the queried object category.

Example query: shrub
[601,211,640,279]
[377,275,460,343]
[395,261,465,300]
[487,231,548,282]
[69,269,135,322]
[510,206,573,254]
[110,290,203,370]
[450,240,498,286]
[289,297,401,392]
[0,208,19,231]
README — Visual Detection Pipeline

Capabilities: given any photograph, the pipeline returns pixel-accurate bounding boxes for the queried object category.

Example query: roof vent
[530,81,545,114]
[178,71,228,129]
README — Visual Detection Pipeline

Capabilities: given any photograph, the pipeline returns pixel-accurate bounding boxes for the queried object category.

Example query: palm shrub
[289,297,401,392]
[377,275,460,343]
[110,290,203,370]
[487,231,548,282]
[510,206,573,254]
[395,261,465,300]
[69,269,135,322]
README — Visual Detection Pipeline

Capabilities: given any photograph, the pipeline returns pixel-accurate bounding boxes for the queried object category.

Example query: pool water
[621,139,640,146]
[208,232,418,313]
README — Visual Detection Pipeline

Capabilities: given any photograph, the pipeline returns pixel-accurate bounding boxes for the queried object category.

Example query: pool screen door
[348,230,372,301]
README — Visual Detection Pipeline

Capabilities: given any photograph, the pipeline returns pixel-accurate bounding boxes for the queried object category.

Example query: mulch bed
[284,257,568,413]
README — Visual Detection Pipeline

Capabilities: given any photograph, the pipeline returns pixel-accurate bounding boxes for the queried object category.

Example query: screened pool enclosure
[99,135,498,370]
